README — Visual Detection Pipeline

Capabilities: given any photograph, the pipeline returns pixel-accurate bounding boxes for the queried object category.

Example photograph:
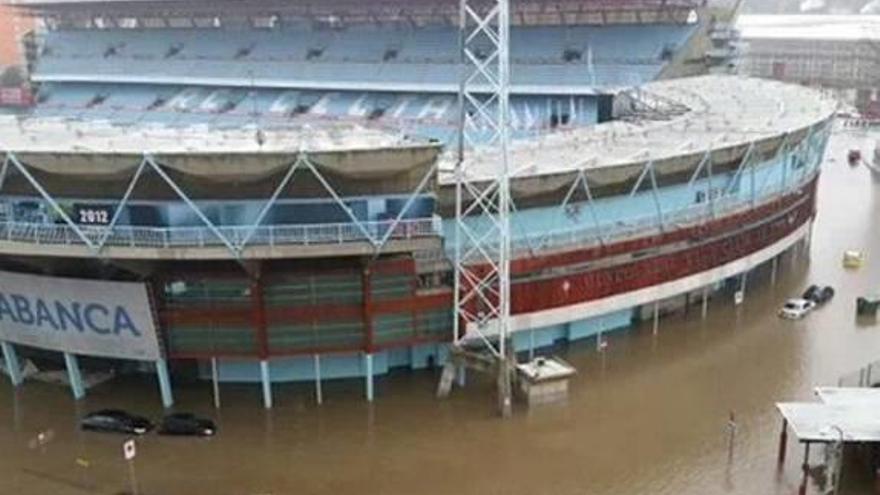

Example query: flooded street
[2,127,880,495]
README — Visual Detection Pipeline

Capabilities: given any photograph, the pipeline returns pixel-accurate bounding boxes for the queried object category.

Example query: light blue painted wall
[444,131,828,251]
[206,129,830,384]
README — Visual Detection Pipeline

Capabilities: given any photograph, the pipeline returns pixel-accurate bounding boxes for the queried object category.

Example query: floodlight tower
[453,0,514,417]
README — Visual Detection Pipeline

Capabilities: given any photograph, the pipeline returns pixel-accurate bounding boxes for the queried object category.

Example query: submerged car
[158,413,216,437]
[802,285,835,305]
[81,410,153,435]
[779,298,817,320]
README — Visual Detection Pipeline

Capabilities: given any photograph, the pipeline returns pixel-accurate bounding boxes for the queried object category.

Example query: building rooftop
[738,14,880,42]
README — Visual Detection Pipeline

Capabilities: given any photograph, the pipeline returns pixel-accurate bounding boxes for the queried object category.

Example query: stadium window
[562,48,582,63]
[166,43,184,59]
[550,113,570,128]
[146,97,167,111]
[103,44,123,58]
[235,45,255,59]
[86,94,108,108]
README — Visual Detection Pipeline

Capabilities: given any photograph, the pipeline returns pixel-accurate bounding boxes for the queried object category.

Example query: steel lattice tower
[453,0,513,416]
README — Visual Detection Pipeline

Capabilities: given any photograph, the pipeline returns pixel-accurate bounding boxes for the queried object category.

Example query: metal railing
[511,174,814,255]
[0,216,440,250]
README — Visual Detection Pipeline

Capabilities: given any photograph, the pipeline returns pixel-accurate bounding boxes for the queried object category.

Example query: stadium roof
[444,75,836,186]
[0,76,834,181]
[0,116,429,155]
[738,14,880,42]
[12,0,703,6]
[13,0,706,23]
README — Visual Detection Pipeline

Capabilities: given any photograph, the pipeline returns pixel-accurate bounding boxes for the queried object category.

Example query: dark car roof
[166,413,197,419]
[87,409,130,418]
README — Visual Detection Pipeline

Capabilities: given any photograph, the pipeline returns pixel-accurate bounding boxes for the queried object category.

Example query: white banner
[0,271,160,361]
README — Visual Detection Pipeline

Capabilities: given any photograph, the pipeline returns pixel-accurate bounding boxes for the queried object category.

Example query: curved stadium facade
[0,0,833,404]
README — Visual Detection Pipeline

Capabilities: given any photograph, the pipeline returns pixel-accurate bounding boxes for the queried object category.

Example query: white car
[778,298,817,319]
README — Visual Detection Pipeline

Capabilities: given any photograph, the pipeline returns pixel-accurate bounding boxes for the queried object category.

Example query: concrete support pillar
[364,353,374,402]
[456,365,467,387]
[528,328,536,361]
[314,354,323,405]
[652,301,660,335]
[63,353,85,400]
[211,357,221,409]
[260,360,272,409]
[497,356,513,418]
[1,341,23,387]
[771,255,779,286]
[805,221,814,259]
[701,286,710,320]
[155,358,174,409]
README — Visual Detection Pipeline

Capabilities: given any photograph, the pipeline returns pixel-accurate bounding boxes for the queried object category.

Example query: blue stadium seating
[30,21,698,140]
[35,23,697,91]
[34,82,601,140]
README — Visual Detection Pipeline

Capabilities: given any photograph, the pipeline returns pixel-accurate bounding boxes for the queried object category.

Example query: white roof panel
[777,401,880,443]
[815,386,880,406]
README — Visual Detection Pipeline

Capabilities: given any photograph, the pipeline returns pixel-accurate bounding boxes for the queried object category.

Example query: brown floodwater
[2,127,880,495]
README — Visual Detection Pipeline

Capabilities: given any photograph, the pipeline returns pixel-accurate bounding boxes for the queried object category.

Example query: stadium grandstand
[0,0,834,409]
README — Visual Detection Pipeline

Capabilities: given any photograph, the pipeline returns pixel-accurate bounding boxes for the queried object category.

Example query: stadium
[0,0,834,408]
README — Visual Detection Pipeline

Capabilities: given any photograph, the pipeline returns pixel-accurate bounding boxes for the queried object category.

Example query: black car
[81,409,154,435]
[803,285,835,305]
[158,413,216,437]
